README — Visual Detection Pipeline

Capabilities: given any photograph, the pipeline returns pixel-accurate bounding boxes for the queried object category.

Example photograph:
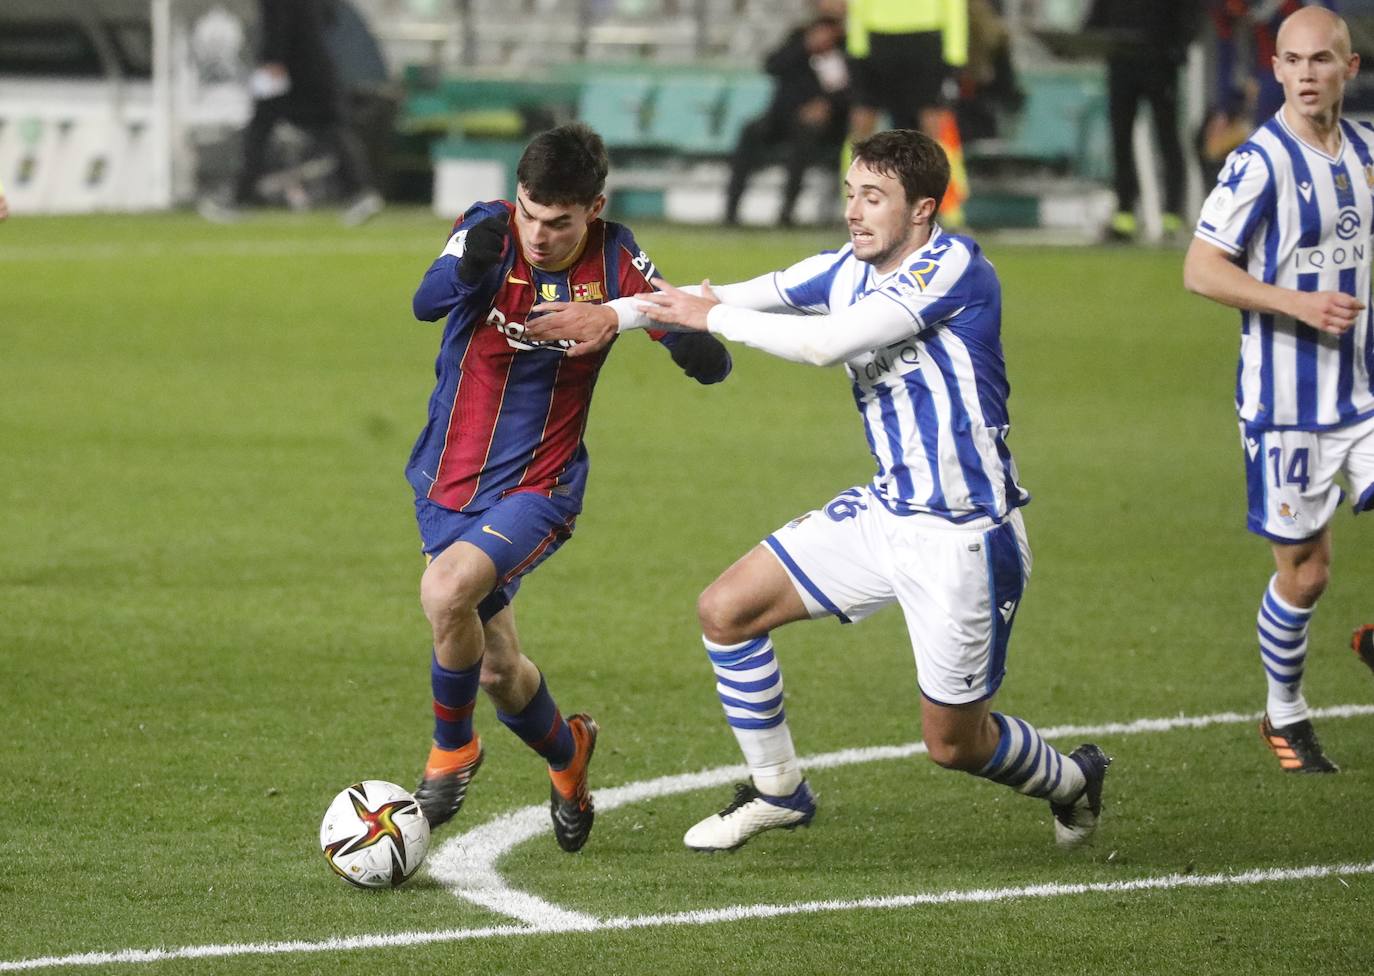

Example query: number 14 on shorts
[1242,425,1345,541]
[1267,445,1311,492]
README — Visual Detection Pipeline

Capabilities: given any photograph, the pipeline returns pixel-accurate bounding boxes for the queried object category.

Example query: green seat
[645,75,727,153]
[577,75,656,149]
[999,71,1107,174]
[715,74,774,152]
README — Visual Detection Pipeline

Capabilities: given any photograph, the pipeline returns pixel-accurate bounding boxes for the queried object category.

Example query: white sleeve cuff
[609,297,652,332]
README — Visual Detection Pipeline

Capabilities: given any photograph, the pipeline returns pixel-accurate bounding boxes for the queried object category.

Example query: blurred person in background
[200,0,382,225]
[846,0,965,137]
[723,9,850,228]
[1088,0,1203,243]
[845,0,970,225]
[0,177,8,221]
[1201,1,1338,186]
[956,0,1024,143]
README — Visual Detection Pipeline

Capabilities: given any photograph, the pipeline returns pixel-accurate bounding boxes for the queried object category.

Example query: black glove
[456,211,509,285]
[665,331,732,385]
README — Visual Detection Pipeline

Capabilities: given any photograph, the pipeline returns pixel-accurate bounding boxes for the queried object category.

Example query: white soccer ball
[319,780,430,889]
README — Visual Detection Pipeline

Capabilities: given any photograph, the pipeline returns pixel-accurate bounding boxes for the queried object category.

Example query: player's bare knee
[1277,560,1330,607]
[419,561,485,624]
[697,584,752,645]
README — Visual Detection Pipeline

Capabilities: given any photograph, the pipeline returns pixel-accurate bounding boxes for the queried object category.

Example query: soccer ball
[319,780,430,889]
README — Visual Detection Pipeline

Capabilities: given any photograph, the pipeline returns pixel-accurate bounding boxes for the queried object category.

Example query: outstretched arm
[1183,237,1363,334]
[639,279,919,367]
[524,272,790,355]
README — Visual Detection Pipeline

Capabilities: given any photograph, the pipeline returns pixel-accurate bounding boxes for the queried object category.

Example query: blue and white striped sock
[705,634,801,796]
[1258,576,1313,726]
[977,713,1085,804]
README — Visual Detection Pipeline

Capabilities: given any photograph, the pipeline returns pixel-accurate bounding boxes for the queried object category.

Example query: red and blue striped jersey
[407,200,661,513]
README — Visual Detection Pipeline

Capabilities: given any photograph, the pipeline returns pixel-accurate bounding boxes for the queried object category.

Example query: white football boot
[683,780,816,851]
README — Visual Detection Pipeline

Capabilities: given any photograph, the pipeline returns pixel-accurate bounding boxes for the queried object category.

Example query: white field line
[5,860,1372,972]
[429,702,1374,926]
[3,703,1372,973]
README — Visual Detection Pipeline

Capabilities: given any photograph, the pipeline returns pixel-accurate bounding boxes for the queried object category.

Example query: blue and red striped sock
[496,674,574,768]
[431,652,481,749]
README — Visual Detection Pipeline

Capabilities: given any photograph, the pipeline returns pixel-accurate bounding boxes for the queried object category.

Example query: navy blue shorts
[415,492,578,620]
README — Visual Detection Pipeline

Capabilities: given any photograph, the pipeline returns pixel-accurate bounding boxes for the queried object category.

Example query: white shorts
[1241,413,1374,542]
[764,485,1032,705]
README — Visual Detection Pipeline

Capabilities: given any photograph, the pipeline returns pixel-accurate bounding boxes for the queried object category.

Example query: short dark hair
[515,123,609,206]
[852,129,949,211]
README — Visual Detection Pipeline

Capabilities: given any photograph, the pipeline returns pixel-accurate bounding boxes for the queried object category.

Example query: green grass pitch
[2,210,1372,975]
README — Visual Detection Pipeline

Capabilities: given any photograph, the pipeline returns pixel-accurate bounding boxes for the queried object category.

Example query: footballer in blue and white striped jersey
[1184,5,1373,774]
[1197,111,1374,431]
[745,229,1028,524]
[528,129,1109,854]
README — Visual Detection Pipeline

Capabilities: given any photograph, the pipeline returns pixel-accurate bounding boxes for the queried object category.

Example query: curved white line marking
[428,703,1374,926]
[4,704,1371,972]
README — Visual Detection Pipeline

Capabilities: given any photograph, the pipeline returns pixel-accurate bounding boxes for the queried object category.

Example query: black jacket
[762,25,849,122]
[259,0,343,123]
[1086,0,1202,64]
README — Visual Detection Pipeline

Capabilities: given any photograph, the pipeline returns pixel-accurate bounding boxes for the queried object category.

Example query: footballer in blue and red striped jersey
[405,123,731,850]
[409,198,658,514]
[408,195,730,584]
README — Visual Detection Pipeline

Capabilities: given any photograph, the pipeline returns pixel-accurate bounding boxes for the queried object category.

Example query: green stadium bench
[967,69,1108,177]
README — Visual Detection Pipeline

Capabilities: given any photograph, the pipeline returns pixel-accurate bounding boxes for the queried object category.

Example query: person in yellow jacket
[846,0,969,224]
[847,0,966,137]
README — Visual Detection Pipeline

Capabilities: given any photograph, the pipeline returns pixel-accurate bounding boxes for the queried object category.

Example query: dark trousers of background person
[232,98,375,206]
[1108,57,1186,219]
[725,112,839,226]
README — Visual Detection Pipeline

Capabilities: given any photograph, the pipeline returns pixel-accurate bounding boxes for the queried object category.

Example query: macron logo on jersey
[1298,180,1315,202]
